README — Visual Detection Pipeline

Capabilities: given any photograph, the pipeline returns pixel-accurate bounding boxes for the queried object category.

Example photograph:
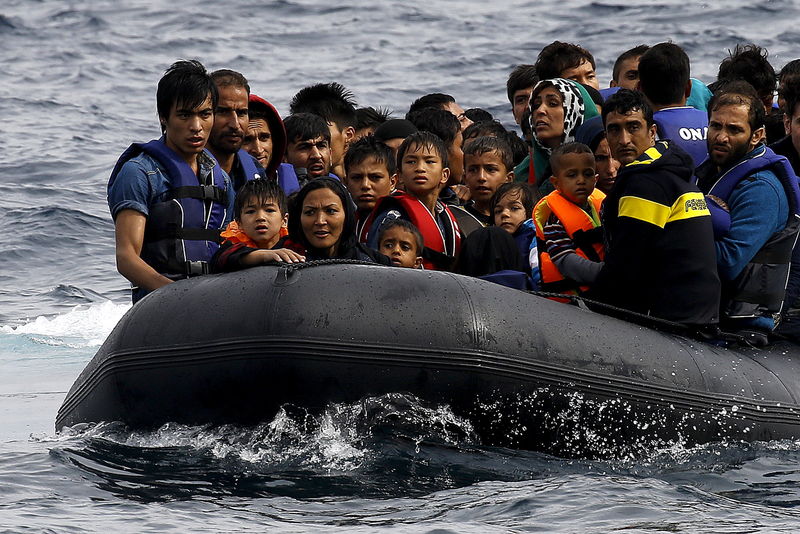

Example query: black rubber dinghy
[56,262,800,456]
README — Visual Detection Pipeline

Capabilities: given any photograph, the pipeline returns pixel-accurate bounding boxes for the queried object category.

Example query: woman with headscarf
[287,177,391,264]
[527,78,600,195]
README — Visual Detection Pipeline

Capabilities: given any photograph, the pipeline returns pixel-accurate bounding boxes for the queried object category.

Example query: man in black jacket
[588,90,721,326]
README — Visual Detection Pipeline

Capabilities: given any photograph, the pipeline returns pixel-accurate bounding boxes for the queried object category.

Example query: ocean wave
[0,299,128,346]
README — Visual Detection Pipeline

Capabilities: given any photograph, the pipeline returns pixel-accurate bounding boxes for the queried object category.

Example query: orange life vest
[220,221,288,248]
[533,189,605,294]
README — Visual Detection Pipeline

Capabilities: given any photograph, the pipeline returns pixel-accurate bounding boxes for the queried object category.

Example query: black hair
[407,93,456,116]
[602,89,654,128]
[535,41,596,80]
[638,42,690,106]
[506,64,538,104]
[717,44,776,103]
[462,120,508,143]
[779,59,800,84]
[549,141,594,173]
[355,107,392,130]
[210,69,250,94]
[234,178,288,221]
[579,83,604,108]
[612,45,650,82]
[464,108,494,123]
[491,182,538,220]
[506,131,530,167]
[287,177,357,256]
[406,107,460,147]
[783,76,800,119]
[397,131,449,169]
[344,135,397,176]
[156,59,217,124]
[709,80,766,132]
[289,82,358,130]
[463,135,514,171]
[377,218,424,255]
[283,113,331,144]
[519,107,532,142]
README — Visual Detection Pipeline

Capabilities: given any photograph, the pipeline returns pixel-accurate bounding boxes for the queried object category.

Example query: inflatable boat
[56,261,800,456]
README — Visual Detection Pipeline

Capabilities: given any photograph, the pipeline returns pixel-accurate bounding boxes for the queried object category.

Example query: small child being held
[362,131,463,271]
[211,178,305,272]
[491,182,540,285]
[378,219,424,268]
[533,142,605,295]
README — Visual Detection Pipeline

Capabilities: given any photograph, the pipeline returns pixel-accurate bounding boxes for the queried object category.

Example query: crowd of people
[107,40,800,346]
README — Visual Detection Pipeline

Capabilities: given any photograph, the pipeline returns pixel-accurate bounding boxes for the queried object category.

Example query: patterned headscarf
[529,78,586,155]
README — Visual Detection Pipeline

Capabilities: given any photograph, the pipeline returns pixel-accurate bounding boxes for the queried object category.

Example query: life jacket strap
[185,261,210,276]
[145,226,222,242]
[170,185,229,204]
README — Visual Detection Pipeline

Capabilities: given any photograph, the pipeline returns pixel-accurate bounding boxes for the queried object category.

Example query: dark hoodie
[287,177,391,264]
[249,94,288,178]
[588,140,721,325]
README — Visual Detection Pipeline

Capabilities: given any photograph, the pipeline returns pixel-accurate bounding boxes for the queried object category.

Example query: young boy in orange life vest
[362,131,462,271]
[210,178,305,272]
[533,142,606,295]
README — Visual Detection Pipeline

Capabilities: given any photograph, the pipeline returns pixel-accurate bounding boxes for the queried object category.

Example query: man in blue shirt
[107,60,234,303]
[696,81,800,340]
[638,42,709,168]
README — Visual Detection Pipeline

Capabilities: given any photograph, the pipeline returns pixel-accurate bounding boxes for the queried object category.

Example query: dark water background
[3,0,800,531]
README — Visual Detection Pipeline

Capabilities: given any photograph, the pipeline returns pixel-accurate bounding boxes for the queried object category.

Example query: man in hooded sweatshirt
[244,94,300,195]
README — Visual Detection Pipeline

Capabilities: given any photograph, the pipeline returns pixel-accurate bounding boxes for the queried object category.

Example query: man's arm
[714,172,786,281]
[114,209,173,291]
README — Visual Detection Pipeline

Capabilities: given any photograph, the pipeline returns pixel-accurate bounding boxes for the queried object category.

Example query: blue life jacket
[230,149,263,192]
[703,145,800,319]
[109,139,229,280]
[654,107,709,168]
[599,87,620,102]
[276,163,301,195]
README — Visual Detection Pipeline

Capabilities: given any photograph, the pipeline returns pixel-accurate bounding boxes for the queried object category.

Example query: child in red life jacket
[210,178,305,272]
[361,131,463,271]
[533,142,605,295]
[378,218,424,268]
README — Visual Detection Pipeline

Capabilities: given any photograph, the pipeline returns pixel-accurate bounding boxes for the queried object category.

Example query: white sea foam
[0,300,129,347]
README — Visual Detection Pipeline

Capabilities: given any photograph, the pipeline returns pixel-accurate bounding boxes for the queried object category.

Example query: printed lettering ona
[679,127,708,141]
[684,197,708,213]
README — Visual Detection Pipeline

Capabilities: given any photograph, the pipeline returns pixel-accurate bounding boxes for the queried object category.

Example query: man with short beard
[208,69,263,192]
[695,81,800,340]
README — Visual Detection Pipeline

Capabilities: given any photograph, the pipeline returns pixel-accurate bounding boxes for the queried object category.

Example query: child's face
[549,152,597,205]
[399,143,450,197]
[493,191,528,234]
[238,196,287,248]
[379,227,422,268]
[345,156,397,212]
[464,150,512,208]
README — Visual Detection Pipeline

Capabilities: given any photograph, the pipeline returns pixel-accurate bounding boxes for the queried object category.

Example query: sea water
[3,0,800,531]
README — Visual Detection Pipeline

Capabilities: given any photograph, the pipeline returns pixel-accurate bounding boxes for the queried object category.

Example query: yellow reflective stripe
[618,196,670,228]
[627,146,663,166]
[667,192,710,223]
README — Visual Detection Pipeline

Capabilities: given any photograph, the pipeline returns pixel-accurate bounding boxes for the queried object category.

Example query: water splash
[0,300,128,347]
